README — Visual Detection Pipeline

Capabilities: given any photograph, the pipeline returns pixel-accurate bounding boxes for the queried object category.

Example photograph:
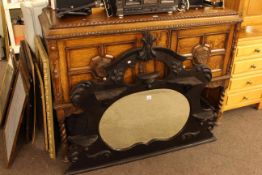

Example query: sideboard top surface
[39,7,242,39]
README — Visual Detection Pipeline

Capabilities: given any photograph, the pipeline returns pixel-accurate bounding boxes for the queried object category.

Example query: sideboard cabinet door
[173,25,235,78]
[55,32,146,103]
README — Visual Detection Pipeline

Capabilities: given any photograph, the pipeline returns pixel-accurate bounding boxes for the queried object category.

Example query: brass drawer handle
[246,81,253,85]
[254,49,261,53]
[250,64,257,69]
[242,96,249,101]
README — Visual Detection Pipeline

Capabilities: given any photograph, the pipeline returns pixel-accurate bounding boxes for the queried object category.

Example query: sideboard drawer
[176,25,234,78]
[236,44,262,58]
[57,33,142,103]
[233,58,262,74]
[226,89,262,106]
[229,74,262,91]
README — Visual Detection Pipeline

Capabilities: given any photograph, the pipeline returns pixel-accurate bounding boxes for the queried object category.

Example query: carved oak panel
[56,31,174,103]
[150,30,170,48]
[57,33,143,103]
[175,25,234,78]
[68,47,100,69]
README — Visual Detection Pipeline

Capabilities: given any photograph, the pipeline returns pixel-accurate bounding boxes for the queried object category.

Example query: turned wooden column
[56,109,68,162]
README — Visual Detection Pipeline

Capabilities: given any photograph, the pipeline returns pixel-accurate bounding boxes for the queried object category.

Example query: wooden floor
[0,106,262,175]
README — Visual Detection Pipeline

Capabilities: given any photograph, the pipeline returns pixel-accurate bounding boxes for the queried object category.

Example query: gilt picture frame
[35,36,56,159]
[35,62,49,151]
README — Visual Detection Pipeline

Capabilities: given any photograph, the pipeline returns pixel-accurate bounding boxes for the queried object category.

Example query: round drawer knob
[250,65,257,69]
[254,49,261,53]
[246,81,253,85]
[242,96,249,101]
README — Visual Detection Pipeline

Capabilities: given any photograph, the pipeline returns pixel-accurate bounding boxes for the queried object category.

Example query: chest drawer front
[233,58,262,74]
[229,74,262,91]
[226,89,262,106]
[58,33,143,103]
[236,44,262,58]
[175,25,234,78]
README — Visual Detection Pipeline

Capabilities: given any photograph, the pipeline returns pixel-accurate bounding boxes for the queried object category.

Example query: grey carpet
[0,106,262,175]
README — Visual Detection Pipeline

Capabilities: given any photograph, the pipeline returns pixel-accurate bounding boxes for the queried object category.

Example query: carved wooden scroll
[192,44,211,65]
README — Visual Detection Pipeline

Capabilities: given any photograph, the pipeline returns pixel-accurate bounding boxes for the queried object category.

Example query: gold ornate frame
[35,62,49,151]
[35,36,56,159]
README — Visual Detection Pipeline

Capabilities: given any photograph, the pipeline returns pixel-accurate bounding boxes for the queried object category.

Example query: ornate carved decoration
[87,150,112,159]
[71,81,93,110]
[192,44,211,65]
[138,32,156,61]
[43,19,243,39]
[207,79,225,88]
[68,135,100,163]
[182,131,201,140]
[43,8,239,29]
[89,55,113,80]
[63,106,83,118]
[68,135,98,148]
[40,8,242,39]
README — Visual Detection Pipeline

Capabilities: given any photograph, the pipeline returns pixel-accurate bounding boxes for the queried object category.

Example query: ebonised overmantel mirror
[65,32,217,175]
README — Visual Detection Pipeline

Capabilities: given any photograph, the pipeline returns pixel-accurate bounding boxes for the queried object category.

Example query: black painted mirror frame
[66,32,217,175]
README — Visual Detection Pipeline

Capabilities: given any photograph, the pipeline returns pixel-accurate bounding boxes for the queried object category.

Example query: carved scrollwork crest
[192,44,211,65]
[138,32,157,61]
[89,55,113,80]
